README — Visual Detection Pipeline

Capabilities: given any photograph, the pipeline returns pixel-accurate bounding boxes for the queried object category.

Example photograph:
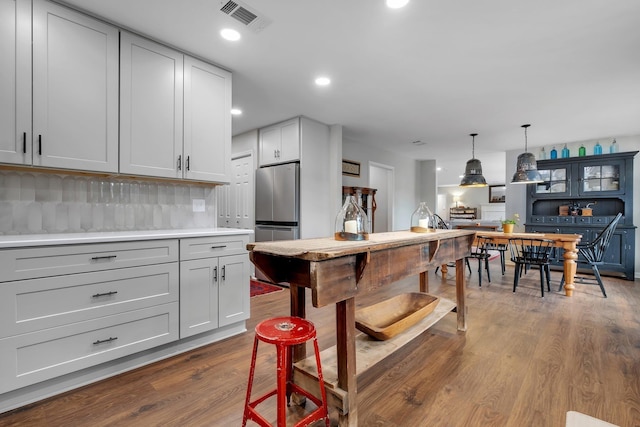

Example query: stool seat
[255,316,316,346]
[242,316,329,427]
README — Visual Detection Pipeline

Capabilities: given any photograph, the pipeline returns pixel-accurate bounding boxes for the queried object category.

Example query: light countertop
[0,228,253,248]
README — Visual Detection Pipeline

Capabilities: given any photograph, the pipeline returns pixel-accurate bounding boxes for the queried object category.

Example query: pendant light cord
[522,124,531,152]
[470,133,477,158]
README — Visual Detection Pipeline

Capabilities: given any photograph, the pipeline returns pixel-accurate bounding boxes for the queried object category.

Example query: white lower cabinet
[0,303,178,394]
[0,240,179,394]
[179,235,250,338]
[0,231,251,411]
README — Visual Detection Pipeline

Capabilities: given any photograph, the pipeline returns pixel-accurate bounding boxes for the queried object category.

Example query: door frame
[368,161,394,232]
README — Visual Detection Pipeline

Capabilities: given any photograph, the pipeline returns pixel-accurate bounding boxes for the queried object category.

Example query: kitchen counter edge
[0,228,254,248]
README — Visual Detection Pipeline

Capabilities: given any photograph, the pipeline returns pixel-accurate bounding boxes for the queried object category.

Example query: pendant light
[511,124,543,184]
[460,133,488,187]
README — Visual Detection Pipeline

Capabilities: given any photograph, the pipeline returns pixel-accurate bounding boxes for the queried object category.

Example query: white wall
[329,125,343,230]
[232,129,258,158]
[342,138,419,230]
[419,160,437,214]
[299,117,332,238]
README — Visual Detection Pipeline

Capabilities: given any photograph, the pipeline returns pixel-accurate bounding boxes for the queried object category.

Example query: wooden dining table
[247,229,475,426]
[472,230,583,297]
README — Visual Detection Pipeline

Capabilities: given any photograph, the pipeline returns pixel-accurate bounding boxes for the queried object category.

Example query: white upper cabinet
[1,0,117,172]
[1,2,230,181]
[0,0,31,165]
[32,0,119,172]
[121,34,231,183]
[183,56,231,183]
[120,32,184,179]
[259,117,300,166]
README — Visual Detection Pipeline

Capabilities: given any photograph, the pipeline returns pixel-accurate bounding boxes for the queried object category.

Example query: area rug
[250,279,284,298]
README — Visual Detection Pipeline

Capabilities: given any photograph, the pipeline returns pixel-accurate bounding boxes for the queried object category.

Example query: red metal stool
[242,316,329,427]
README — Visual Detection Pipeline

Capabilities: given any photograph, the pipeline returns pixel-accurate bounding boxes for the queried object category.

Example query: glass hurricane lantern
[410,202,434,233]
[335,195,369,241]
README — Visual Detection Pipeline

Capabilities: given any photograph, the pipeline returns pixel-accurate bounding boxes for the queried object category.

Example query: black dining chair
[484,242,507,275]
[509,238,555,297]
[466,235,494,287]
[432,213,449,230]
[558,212,622,298]
[433,214,471,275]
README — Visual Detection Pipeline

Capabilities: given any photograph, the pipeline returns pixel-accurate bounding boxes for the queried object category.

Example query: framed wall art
[489,185,506,203]
[342,159,361,177]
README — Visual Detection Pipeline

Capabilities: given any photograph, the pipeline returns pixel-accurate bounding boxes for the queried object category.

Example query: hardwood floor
[1,264,639,426]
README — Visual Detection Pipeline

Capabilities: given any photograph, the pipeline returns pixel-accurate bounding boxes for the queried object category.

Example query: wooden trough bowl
[355,292,440,340]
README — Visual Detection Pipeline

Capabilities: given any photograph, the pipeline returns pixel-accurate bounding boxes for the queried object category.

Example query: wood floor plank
[1,263,639,426]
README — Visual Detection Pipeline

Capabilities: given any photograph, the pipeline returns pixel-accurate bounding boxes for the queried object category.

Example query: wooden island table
[247,229,475,426]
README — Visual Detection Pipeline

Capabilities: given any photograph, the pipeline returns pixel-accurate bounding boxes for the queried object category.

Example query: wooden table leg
[419,271,428,293]
[562,247,578,297]
[336,297,357,427]
[455,258,467,331]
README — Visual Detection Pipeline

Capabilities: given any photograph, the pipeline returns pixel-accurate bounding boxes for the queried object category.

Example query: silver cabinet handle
[91,255,117,261]
[92,291,118,298]
[93,337,117,345]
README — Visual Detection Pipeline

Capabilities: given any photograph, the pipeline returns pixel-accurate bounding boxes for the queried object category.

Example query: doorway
[218,151,254,229]
[369,162,394,232]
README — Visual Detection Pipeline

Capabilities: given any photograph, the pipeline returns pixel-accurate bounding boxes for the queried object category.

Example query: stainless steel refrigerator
[255,162,299,242]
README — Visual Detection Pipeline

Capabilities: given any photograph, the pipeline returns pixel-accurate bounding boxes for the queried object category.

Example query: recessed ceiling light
[220,28,241,41]
[231,108,242,115]
[386,0,409,9]
[315,76,331,86]
[436,167,442,171]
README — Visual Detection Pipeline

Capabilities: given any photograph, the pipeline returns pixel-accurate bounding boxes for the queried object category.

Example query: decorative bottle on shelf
[594,141,602,155]
[550,146,558,159]
[561,144,570,158]
[410,202,434,233]
[539,147,547,160]
[609,139,619,153]
[578,144,586,156]
[334,195,369,241]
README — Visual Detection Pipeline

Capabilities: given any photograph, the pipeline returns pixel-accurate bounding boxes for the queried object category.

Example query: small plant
[501,213,520,225]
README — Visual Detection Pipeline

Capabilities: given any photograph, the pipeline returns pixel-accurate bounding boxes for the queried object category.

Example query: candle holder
[410,202,434,233]
[335,195,369,241]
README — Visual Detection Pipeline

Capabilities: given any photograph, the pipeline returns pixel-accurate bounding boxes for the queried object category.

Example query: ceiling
[60,0,640,185]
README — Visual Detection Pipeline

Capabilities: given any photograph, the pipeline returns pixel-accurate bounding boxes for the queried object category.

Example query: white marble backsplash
[0,171,218,235]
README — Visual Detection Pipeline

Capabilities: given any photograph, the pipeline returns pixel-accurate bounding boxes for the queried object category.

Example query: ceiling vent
[219,0,272,33]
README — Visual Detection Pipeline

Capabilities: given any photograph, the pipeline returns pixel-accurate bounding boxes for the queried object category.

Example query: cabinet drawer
[0,264,178,338]
[180,235,249,260]
[575,216,592,224]
[0,302,178,394]
[0,240,178,282]
[557,216,575,224]
[591,216,612,225]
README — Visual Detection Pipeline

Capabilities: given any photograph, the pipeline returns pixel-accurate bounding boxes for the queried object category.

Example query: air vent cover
[219,0,271,32]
